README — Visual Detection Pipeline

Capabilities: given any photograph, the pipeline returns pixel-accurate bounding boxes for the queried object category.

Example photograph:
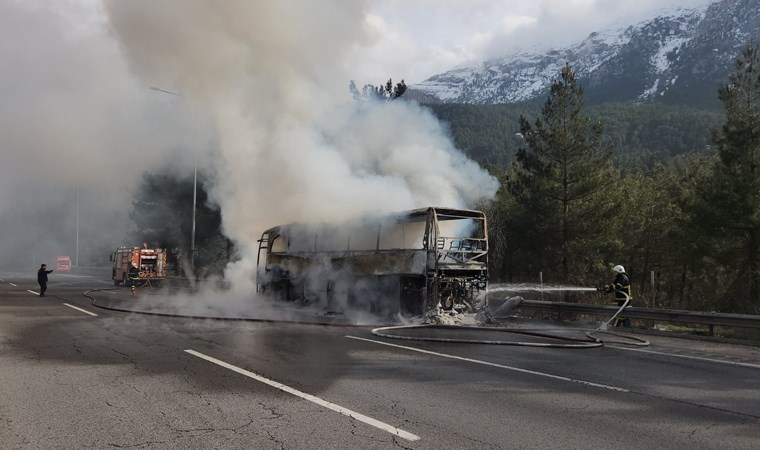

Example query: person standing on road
[603,264,632,327]
[37,264,53,297]
[128,262,140,295]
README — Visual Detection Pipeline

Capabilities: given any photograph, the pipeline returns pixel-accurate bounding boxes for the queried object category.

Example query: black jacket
[608,272,631,299]
[37,268,52,283]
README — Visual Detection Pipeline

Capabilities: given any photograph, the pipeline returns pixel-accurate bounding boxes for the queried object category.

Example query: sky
[357,0,714,83]
[0,0,716,273]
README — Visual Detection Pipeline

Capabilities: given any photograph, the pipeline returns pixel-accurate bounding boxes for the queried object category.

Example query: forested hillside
[429,102,722,169]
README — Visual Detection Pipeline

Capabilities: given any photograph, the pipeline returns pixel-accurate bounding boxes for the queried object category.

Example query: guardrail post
[539,272,544,302]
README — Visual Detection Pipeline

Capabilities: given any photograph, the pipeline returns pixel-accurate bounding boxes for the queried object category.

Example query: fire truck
[56,256,72,272]
[111,245,167,286]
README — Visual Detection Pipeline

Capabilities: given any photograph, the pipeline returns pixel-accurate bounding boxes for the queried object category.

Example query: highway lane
[1,269,759,449]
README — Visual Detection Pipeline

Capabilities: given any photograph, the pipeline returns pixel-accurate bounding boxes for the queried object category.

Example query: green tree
[669,153,722,310]
[349,78,406,101]
[617,162,701,308]
[510,64,617,283]
[131,170,231,275]
[687,44,760,313]
[479,164,524,282]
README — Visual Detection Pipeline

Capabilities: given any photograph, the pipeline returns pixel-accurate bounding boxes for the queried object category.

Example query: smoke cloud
[0,0,204,267]
[103,0,498,289]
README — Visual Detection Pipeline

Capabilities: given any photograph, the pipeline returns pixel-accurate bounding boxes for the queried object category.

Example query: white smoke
[0,0,204,267]
[103,0,498,289]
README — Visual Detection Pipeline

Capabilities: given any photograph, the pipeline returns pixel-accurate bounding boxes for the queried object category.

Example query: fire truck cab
[111,246,167,286]
[56,256,72,272]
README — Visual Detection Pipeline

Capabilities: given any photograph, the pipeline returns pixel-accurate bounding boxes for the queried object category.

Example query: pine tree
[349,78,407,101]
[689,44,760,313]
[480,164,523,282]
[510,64,616,283]
[130,170,230,275]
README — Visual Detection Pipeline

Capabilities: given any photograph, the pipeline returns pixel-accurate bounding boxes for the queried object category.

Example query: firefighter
[128,263,139,294]
[37,264,53,297]
[603,264,632,327]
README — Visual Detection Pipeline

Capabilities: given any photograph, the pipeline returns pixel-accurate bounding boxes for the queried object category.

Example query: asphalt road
[1,268,759,449]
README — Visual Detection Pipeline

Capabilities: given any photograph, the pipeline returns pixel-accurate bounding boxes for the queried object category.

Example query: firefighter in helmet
[128,262,139,293]
[603,264,632,327]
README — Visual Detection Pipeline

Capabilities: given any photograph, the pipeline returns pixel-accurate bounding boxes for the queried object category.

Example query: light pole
[149,86,197,271]
[190,152,197,270]
[76,186,79,267]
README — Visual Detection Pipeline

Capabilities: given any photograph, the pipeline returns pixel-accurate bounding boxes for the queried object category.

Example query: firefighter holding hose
[601,264,632,327]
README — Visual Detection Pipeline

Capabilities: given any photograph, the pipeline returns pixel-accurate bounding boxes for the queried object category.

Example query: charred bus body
[256,207,488,316]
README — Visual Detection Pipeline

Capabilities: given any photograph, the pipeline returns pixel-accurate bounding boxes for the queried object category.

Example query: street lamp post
[149,86,197,272]
[190,153,197,271]
[76,186,79,267]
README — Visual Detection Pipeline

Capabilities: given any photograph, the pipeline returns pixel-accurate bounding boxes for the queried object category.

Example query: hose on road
[372,292,649,348]
[83,288,649,347]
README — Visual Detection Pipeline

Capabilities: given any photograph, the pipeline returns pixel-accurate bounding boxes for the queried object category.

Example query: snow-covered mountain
[411,0,759,107]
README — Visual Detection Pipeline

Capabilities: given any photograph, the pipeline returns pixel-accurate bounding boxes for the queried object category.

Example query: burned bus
[256,207,488,316]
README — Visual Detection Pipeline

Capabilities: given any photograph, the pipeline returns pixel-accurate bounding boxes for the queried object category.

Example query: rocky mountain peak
[411,0,759,108]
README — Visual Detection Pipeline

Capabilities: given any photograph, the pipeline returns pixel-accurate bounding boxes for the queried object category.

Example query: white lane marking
[346,335,629,393]
[62,303,98,317]
[185,349,420,442]
[610,346,760,370]
[9,283,17,286]
[27,290,40,295]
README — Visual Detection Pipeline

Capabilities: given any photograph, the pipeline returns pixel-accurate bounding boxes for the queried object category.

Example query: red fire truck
[111,245,167,286]
[56,256,72,272]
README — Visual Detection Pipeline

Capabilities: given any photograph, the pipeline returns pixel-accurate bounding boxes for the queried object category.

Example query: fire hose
[585,292,649,346]
[83,286,648,347]
[371,291,649,348]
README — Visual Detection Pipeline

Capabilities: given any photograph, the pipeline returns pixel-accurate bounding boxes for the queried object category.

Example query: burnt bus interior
[256,207,488,316]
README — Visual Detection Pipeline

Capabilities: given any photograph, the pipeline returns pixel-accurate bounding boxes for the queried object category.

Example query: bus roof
[261,206,486,235]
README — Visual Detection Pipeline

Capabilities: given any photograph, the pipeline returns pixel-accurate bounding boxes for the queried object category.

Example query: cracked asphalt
[1,268,760,449]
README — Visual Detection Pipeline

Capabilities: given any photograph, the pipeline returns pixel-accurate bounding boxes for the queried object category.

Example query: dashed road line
[346,335,629,392]
[63,303,98,317]
[185,349,420,442]
[9,283,17,286]
[27,290,39,295]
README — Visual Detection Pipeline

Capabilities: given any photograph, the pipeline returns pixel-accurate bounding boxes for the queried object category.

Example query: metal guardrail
[509,299,760,333]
